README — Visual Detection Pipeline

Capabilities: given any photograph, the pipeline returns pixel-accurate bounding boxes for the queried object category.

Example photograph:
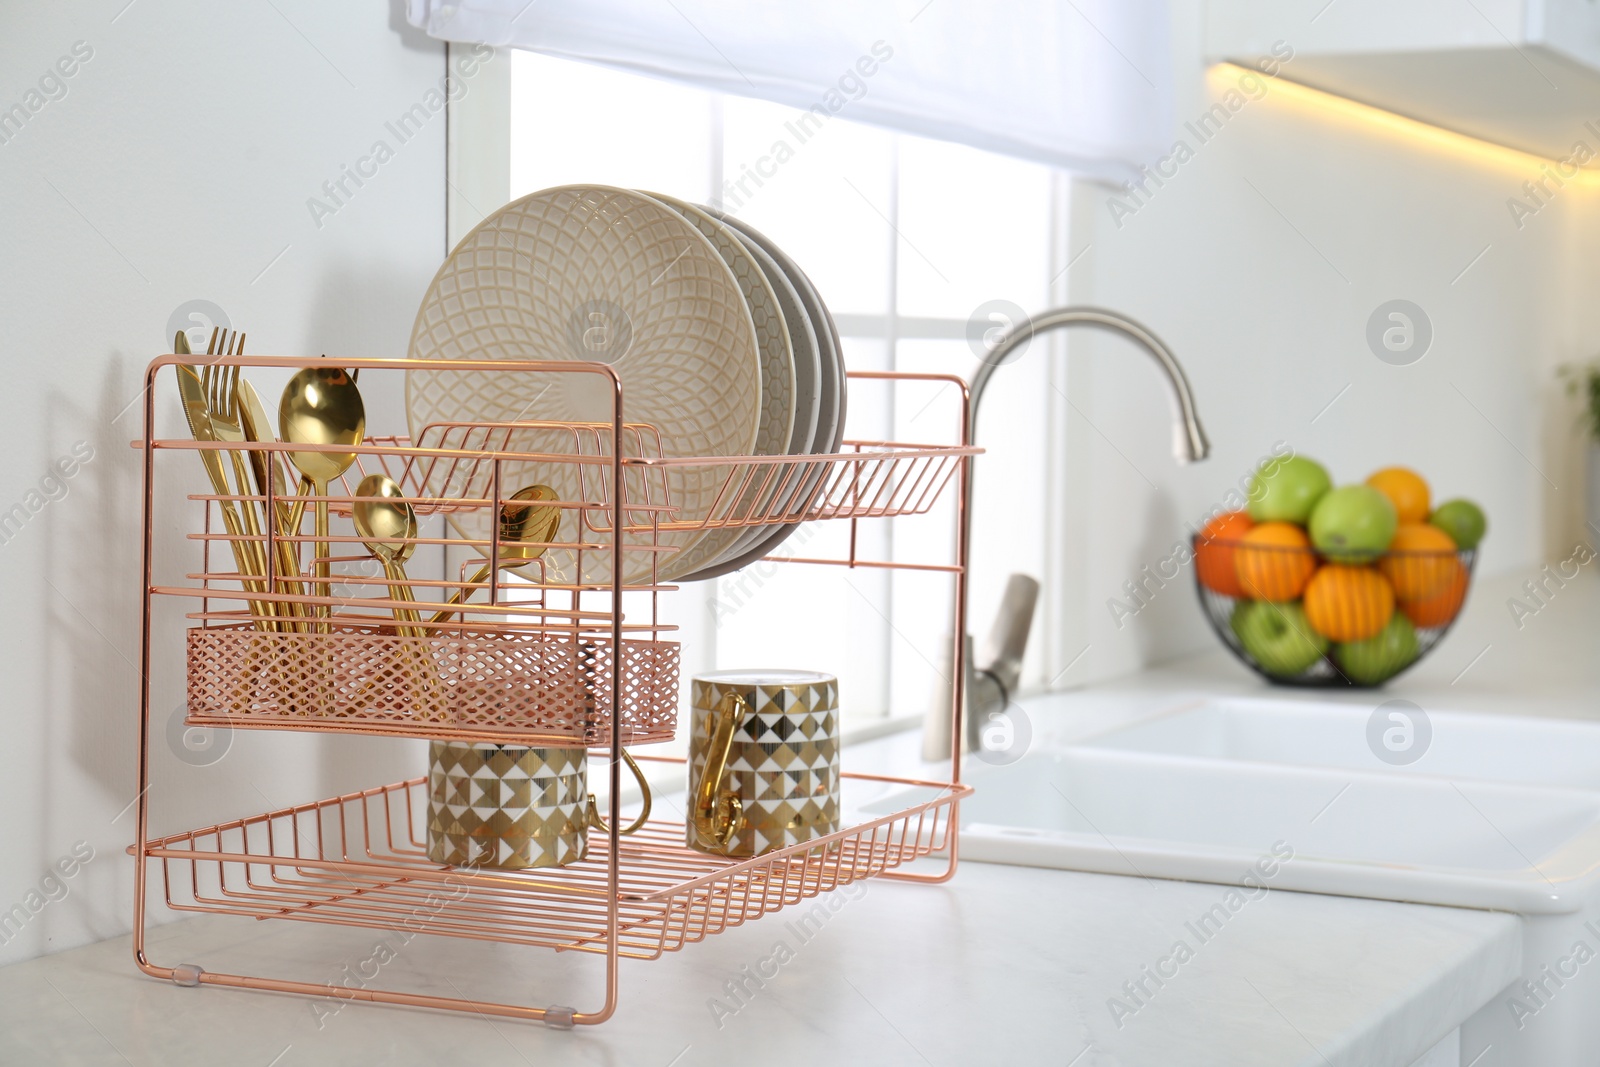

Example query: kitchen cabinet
[1207,0,1600,158]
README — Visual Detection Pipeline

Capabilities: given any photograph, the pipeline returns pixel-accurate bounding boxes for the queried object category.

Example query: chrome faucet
[923,306,1211,762]
[969,307,1210,462]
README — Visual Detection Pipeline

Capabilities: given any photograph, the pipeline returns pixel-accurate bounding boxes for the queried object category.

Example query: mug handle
[587,748,653,836]
[692,691,748,851]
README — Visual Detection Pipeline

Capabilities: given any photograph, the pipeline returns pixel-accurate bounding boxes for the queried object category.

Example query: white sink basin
[864,698,1600,914]
[1081,696,1600,788]
[941,747,1600,912]
[865,695,1600,1065]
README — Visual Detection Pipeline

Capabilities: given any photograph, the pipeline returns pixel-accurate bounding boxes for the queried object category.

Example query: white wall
[1048,1,1597,688]
[0,2,452,964]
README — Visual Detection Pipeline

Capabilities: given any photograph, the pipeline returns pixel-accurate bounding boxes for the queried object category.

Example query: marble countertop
[0,857,1518,1067]
[4,569,1579,1066]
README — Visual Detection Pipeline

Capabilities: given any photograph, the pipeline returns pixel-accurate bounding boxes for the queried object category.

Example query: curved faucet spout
[970,306,1210,462]
[929,306,1211,761]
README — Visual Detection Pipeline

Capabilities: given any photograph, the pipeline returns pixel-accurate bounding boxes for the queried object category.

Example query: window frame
[450,49,1087,724]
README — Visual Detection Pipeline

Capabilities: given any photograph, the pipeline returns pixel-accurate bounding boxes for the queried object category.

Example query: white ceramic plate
[643,192,796,580]
[405,185,763,587]
[681,212,845,581]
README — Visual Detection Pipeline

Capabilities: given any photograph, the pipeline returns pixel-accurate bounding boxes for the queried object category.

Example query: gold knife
[238,376,307,632]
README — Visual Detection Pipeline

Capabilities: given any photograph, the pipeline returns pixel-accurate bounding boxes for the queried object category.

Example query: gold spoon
[429,484,561,624]
[351,474,422,637]
[279,366,364,629]
[351,473,445,712]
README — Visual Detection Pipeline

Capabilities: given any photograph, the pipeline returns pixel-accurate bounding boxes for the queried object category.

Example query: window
[509,52,1068,732]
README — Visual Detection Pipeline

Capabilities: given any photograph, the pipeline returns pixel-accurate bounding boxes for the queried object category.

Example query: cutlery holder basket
[186,624,680,745]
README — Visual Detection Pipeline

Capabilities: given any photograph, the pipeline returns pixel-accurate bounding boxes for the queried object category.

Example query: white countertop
[0,859,1518,1067]
[4,569,1578,1066]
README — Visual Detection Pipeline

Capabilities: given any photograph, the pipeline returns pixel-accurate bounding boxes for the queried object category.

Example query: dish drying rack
[133,354,979,1024]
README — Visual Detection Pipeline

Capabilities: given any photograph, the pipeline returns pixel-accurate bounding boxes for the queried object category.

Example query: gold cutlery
[351,474,423,638]
[200,331,282,630]
[236,375,306,631]
[279,365,364,630]
[237,378,291,511]
[351,473,446,711]
[429,484,561,624]
[175,334,274,630]
[282,358,358,541]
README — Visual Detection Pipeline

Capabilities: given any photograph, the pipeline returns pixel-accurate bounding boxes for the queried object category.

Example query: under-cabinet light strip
[1213,61,1600,190]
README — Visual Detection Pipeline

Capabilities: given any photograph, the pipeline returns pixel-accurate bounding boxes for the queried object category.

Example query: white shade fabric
[407,0,1171,181]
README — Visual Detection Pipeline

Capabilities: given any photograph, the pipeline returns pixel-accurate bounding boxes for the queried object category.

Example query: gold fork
[203,332,308,632]
[201,331,281,630]
[176,338,272,631]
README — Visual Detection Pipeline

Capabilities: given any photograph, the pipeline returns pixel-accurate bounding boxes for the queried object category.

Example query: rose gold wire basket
[184,624,683,745]
[172,404,684,744]
[133,355,978,1026]
[143,764,963,963]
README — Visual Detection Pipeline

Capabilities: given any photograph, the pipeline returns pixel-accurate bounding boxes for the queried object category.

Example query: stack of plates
[406,185,846,585]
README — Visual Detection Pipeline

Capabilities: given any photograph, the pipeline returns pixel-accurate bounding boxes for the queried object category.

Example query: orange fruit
[1196,511,1254,597]
[1366,467,1431,525]
[1379,523,1459,600]
[1302,564,1395,642]
[1399,558,1469,628]
[1234,522,1317,601]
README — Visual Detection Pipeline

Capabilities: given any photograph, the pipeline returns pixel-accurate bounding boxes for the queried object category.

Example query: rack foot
[171,964,204,987]
[545,1005,575,1030]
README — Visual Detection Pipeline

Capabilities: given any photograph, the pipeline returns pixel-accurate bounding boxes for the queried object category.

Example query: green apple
[1247,455,1331,524]
[1430,498,1487,550]
[1309,485,1397,562]
[1335,614,1419,685]
[1231,600,1330,676]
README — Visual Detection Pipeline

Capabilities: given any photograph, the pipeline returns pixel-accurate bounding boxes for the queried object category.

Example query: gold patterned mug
[687,670,840,857]
[427,742,651,870]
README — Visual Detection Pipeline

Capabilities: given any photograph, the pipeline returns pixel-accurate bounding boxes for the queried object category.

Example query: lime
[1429,499,1487,551]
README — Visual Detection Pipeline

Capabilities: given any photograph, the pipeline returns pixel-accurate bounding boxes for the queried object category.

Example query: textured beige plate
[405,185,763,587]
[643,192,795,579]
[679,211,845,582]
[694,224,823,571]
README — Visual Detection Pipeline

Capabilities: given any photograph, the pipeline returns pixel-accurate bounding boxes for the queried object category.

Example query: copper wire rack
[138,764,968,964]
[134,354,978,1025]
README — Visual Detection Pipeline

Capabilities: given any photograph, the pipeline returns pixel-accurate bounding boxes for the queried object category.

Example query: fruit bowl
[1193,537,1478,687]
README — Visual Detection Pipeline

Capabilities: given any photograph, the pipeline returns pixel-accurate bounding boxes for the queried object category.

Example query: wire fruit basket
[1193,535,1476,687]
[133,354,979,1025]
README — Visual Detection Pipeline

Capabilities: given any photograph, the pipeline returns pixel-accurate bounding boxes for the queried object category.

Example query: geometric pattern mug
[687,670,839,858]
[427,742,591,869]
[427,742,653,870]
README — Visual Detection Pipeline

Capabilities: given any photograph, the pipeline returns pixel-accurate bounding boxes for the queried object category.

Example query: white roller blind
[407,0,1171,181]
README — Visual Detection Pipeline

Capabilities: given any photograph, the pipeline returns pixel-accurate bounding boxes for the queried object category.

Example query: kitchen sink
[1080,696,1600,789]
[858,694,1600,1063]
[862,697,1600,914]
[932,746,1600,913]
